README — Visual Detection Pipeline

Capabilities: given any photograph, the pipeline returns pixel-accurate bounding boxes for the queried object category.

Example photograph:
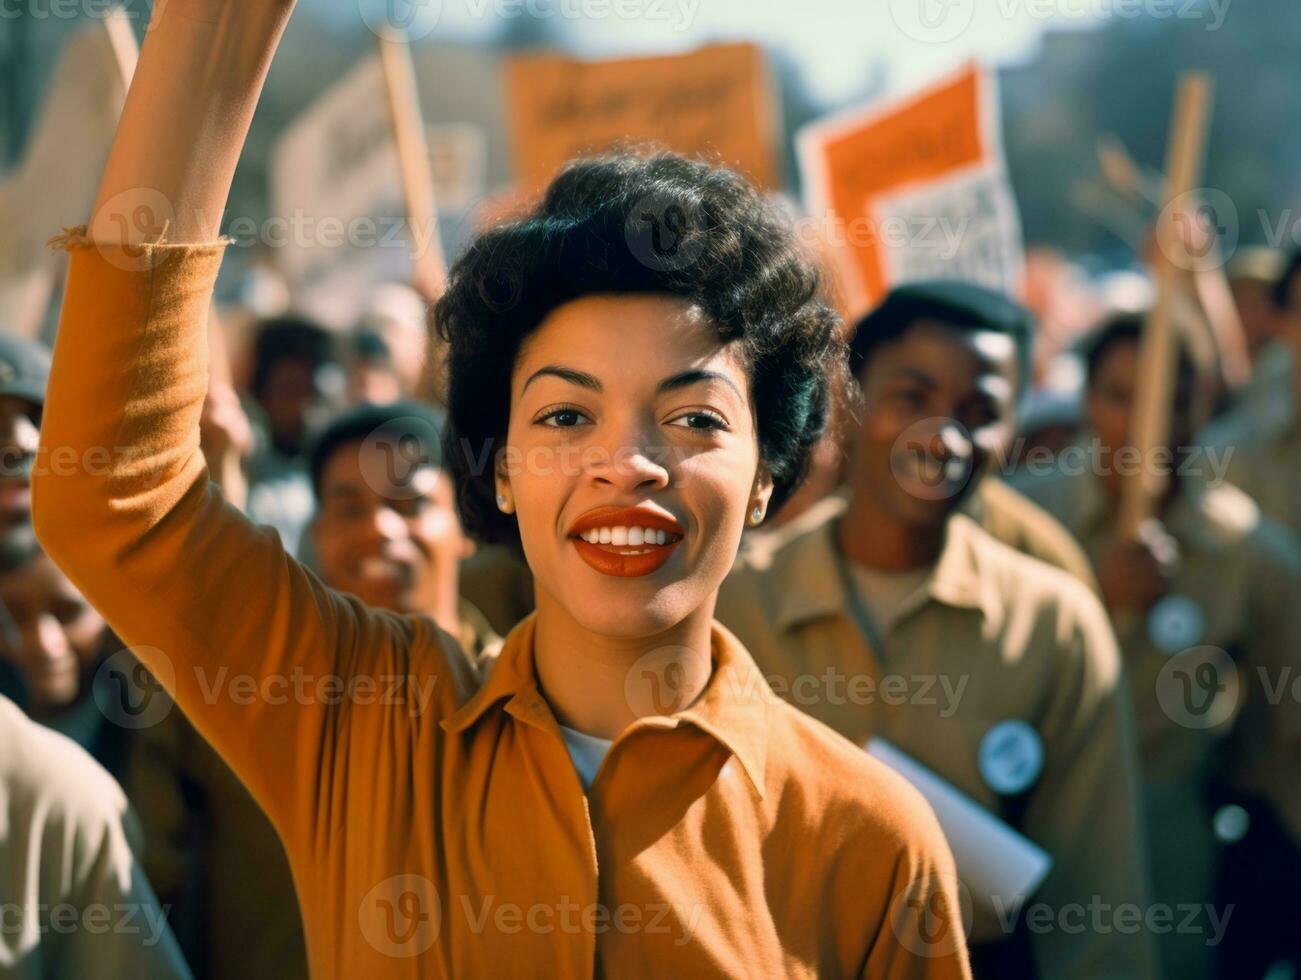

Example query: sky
[321,0,1111,108]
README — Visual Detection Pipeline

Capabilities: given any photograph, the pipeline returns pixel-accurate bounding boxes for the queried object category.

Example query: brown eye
[537,407,591,428]
[668,411,727,432]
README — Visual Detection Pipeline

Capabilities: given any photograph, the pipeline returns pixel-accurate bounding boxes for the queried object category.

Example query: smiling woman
[31,2,971,977]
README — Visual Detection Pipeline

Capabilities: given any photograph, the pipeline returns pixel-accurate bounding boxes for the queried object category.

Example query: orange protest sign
[798,63,1023,317]
[505,43,779,191]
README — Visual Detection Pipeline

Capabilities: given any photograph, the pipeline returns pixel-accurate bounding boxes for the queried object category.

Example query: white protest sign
[798,63,1024,317]
[0,10,136,339]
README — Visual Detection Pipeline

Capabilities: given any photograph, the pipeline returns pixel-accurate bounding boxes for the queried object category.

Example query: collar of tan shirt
[441,612,772,798]
[763,493,1002,635]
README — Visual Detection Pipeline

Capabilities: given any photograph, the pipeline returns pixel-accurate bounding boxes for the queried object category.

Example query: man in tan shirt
[1015,311,1301,980]
[0,694,191,978]
[719,282,1156,979]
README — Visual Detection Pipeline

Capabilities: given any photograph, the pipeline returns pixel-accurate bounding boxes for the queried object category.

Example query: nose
[927,419,973,464]
[586,417,671,495]
[359,505,408,545]
[28,614,72,671]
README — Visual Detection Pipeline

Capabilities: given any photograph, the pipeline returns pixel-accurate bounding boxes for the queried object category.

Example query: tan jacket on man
[1015,464,1301,980]
[717,495,1155,980]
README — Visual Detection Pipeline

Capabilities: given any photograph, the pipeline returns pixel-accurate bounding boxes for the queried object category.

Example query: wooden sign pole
[376,32,447,300]
[1117,74,1213,540]
[375,32,451,404]
[1098,131,1250,394]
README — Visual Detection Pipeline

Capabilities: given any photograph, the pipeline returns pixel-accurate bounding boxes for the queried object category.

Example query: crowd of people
[2,3,1299,979]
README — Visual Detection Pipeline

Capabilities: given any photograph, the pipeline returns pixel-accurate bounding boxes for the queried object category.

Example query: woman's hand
[89,0,297,246]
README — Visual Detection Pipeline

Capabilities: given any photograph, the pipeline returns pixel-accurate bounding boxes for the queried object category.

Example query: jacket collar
[441,613,771,798]
[768,490,996,634]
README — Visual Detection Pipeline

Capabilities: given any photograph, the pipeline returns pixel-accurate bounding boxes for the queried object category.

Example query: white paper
[866,737,1052,906]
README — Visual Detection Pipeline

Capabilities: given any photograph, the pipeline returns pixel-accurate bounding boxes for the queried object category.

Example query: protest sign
[798,63,1023,316]
[505,42,779,192]
[0,10,136,339]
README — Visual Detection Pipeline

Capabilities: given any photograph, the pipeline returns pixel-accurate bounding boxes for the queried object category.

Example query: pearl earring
[751,505,763,525]
[496,494,509,512]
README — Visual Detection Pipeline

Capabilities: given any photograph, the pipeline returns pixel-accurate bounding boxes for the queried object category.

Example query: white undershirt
[845,562,930,636]
[558,724,613,790]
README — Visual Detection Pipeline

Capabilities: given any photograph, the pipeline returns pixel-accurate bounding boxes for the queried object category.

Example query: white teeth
[578,525,676,546]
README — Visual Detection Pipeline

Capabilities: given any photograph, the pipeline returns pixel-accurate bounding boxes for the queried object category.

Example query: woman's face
[500,294,770,638]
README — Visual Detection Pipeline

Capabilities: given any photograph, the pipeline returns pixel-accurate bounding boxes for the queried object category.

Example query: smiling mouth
[567,513,685,578]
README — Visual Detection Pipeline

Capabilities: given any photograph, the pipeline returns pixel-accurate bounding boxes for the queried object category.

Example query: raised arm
[89,0,294,246]
[32,0,461,847]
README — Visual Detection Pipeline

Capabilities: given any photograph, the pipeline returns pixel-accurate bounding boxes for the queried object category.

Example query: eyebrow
[657,369,745,402]
[522,364,744,401]
[890,366,938,387]
[522,366,601,393]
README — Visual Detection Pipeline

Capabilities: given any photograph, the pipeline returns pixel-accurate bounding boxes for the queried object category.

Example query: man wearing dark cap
[0,333,50,571]
[718,281,1154,979]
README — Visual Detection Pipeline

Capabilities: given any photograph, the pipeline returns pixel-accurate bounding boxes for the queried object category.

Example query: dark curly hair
[435,150,846,546]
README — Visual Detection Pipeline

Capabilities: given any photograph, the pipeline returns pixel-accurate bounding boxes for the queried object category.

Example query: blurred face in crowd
[1277,270,1301,354]
[257,356,336,458]
[347,356,404,407]
[0,395,40,568]
[1086,335,1195,498]
[846,319,1018,530]
[312,440,472,615]
[1229,276,1280,357]
[0,551,106,713]
[499,295,770,640]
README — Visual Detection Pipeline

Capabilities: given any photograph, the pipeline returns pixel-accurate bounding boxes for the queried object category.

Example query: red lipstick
[567,506,685,578]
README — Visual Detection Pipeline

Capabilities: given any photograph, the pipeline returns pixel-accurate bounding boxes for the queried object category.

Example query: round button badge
[978,720,1044,796]
[1148,594,1206,654]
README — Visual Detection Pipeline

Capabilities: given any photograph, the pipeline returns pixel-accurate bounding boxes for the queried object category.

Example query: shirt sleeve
[31,234,460,851]
[51,799,195,980]
[1020,581,1159,979]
